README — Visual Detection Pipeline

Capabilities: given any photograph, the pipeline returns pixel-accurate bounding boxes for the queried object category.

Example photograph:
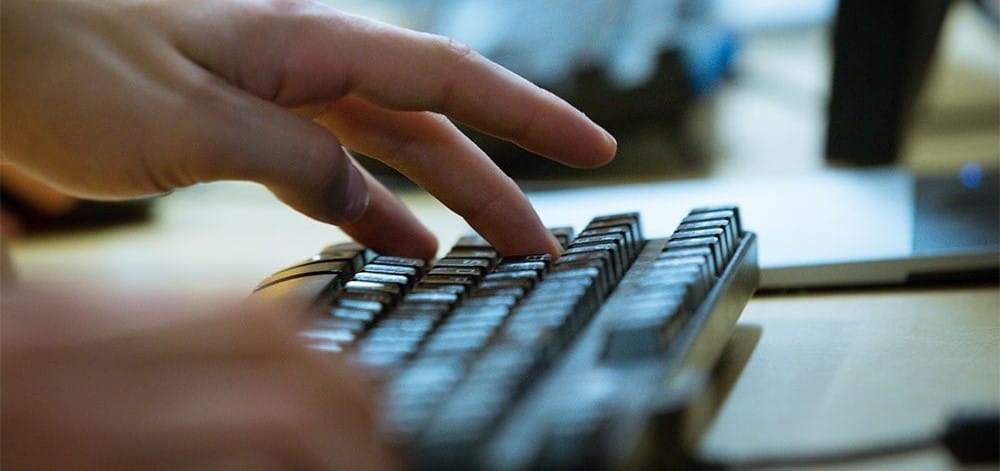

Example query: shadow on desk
[640,324,763,469]
[698,324,764,448]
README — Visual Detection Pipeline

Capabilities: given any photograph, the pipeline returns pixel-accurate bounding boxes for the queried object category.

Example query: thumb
[185,83,369,225]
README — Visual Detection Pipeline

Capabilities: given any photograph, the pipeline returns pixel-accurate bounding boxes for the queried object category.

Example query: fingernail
[338,163,369,224]
[547,234,564,260]
[603,128,618,154]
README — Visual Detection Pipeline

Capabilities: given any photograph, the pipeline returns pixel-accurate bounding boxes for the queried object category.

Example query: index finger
[280,9,617,168]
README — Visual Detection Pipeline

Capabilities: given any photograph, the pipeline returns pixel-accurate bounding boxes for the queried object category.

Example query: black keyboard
[252,206,759,470]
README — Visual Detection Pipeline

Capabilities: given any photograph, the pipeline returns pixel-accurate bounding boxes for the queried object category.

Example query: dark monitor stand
[826,0,952,166]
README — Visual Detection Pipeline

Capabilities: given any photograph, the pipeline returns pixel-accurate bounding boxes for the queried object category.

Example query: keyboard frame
[253,212,759,470]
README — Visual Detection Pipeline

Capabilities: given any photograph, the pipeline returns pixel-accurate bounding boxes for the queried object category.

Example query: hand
[0,164,78,238]
[1,286,399,470]
[0,0,616,260]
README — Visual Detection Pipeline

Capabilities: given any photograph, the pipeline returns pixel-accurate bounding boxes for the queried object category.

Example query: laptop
[526,166,999,290]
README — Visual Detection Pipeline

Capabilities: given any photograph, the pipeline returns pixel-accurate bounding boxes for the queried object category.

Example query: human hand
[0,164,78,238]
[1,0,616,260]
[1,286,399,470]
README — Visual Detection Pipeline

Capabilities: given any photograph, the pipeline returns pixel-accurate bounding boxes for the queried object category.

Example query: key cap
[418,276,477,294]
[577,226,635,263]
[498,254,553,268]
[411,284,468,296]
[659,247,717,280]
[371,255,427,274]
[682,209,742,245]
[586,212,642,255]
[670,227,730,261]
[428,267,485,282]
[551,259,609,300]
[434,257,493,272]
[312,317,368,334]
[405,291,460,306]
[345,280,402,299]
[362,263,420,284]
[482,270,540,289]
[677,220,736,259]
[494,261,547,274]
[604,297,685,361]
[354,272,411,290]
[569,237,626,279]
[549,226,576,249]
[337,291,394,314]
[564,244,621,284]
[445,249,500,263]
[689,205,742,234]
[329,307,378,325]
[665,238,725,277]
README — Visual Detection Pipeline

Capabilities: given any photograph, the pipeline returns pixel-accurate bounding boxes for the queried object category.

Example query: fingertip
[599,128,618,165]
[342,216,438,261]
[545,232,564,260]
[569,119,618,169]
[337,163,371,224]
[338,169,439,261]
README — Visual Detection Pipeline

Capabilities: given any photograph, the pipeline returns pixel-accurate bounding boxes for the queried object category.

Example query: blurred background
[323,0,999,183]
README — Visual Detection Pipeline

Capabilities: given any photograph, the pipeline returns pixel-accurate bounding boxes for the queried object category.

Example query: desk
[9,181,998,470]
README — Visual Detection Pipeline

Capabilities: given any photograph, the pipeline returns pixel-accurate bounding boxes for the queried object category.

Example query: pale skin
[1,0,616,468]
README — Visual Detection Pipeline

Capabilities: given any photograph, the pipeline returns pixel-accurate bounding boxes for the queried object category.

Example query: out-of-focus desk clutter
[6,0,999,469]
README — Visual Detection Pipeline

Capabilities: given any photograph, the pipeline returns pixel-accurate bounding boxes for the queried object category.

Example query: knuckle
[432,34,477,63]
[380,133,420,168]
[259,0,314,17]
[258,0,330,36]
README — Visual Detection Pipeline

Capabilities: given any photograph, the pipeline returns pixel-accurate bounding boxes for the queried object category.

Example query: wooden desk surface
[9,182,998,470]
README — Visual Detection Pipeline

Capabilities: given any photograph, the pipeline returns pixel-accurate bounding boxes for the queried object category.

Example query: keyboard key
[445,248,500,264]
[498,253,553,267]
[354,272,411,291]
[363,263,420,282]
[690,205,743,234]
[434,257,493,271]
[549,226,576,249]
[371,255,427,273]
[665,237,725,277]
[604,298,684,361]
[428,266,485,282]
[671,227,730,261]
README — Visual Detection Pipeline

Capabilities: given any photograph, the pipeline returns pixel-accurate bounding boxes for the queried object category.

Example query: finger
[338,164,438,261]
[0,164,77,215]
[175,68,370,226]
[316,96,562,257]
[169,3,616,169]
[2,285,299,359]
[339,22,617,168]
[1,207,25,239]
[121,350,388,470]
